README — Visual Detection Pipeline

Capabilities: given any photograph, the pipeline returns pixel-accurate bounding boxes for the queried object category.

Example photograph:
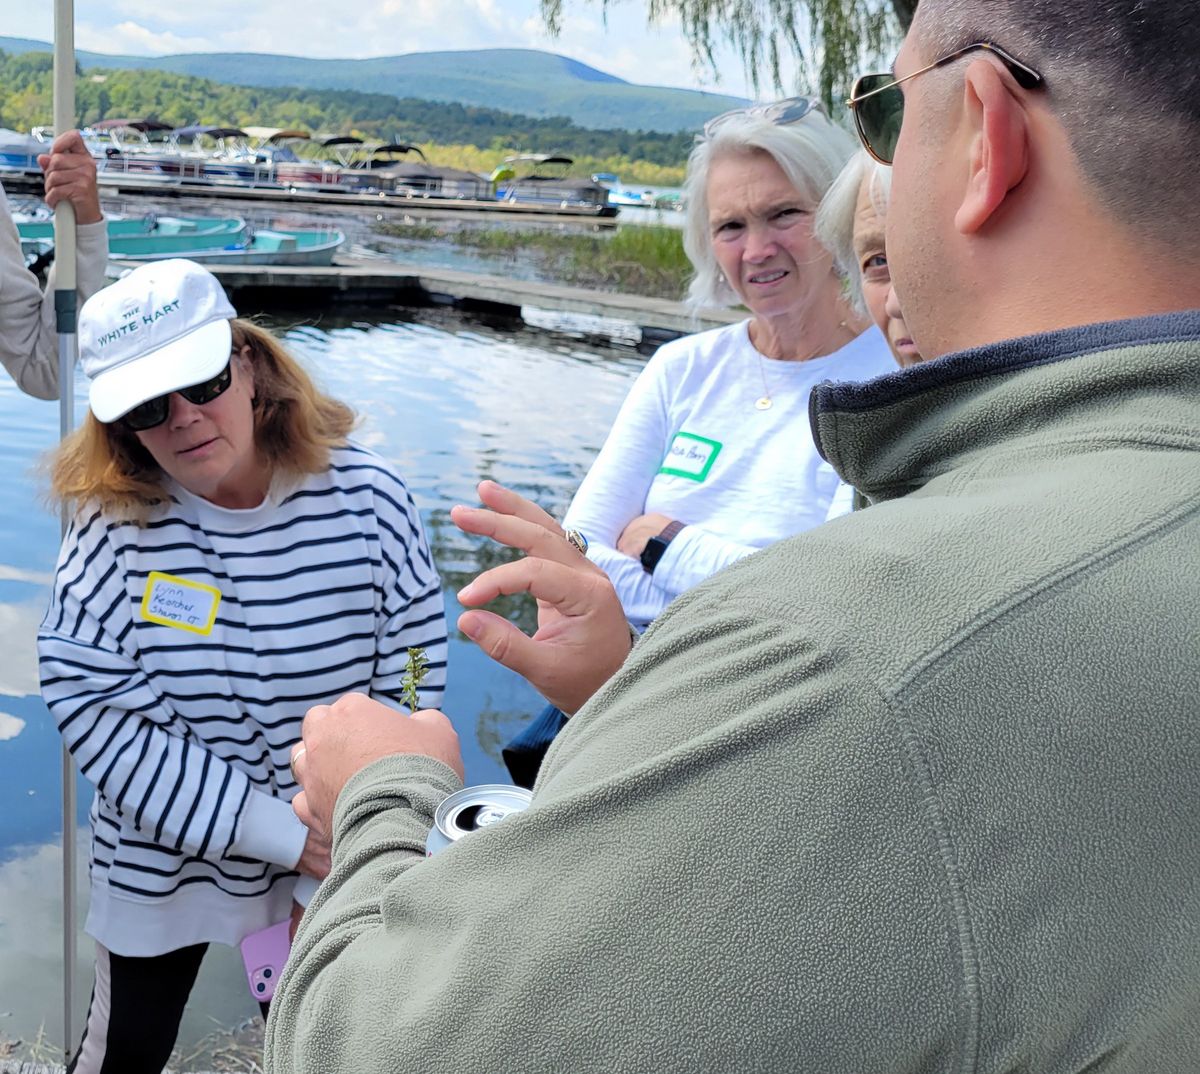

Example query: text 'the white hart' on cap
[79,258,237,423]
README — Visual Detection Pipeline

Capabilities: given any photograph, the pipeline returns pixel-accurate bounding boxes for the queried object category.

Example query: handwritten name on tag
[659,432,723,482]
[140,572,221,635]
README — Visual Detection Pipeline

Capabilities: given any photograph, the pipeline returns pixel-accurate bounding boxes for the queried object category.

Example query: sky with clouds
[3,1,800,100]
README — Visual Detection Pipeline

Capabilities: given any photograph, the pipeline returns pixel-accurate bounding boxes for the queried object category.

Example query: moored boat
[591,173,656,208]
[0,127,43,175]
[112,227,345,266]
[15,214,244,241]
[273,135,364,188]
[339,143,490,200]
[492,155,614,214]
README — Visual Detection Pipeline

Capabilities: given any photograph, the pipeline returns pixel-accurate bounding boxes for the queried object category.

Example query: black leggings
[67,943,269,1074]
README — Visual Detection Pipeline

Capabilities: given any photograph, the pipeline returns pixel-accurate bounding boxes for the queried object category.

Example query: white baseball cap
[80,259,237,423]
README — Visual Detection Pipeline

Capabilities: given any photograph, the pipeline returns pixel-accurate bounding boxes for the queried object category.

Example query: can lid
[434,784,533,842]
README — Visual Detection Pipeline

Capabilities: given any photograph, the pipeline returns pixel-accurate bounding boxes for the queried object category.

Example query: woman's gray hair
[683,107,858,308]
[814,150,893,314]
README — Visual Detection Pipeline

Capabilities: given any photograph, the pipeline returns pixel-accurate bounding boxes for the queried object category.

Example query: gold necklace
[755,353,773,410]
[752,317,853,412]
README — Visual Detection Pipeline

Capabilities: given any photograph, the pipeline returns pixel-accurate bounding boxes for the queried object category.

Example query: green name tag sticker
[659,432,722,482]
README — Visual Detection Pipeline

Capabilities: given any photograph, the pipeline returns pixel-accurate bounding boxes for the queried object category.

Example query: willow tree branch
[540,0,910,109]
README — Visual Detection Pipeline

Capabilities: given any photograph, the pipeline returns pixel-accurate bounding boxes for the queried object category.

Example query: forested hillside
[0,37,747,134]
[0,49,693,182]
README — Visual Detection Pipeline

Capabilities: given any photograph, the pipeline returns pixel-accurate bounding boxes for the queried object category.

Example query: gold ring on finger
[564,528,589,556]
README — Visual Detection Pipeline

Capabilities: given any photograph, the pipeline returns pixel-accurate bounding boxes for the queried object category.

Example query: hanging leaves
[541,0,912,111]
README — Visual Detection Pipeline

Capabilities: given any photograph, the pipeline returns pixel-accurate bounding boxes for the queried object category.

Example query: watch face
[641,536,668,573]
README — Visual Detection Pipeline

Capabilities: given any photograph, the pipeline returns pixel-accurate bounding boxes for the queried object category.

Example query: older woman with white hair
[815,150,921,367]
[504,98,895,786]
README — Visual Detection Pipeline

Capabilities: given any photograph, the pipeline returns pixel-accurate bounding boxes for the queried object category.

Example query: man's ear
[955,59,1030,234]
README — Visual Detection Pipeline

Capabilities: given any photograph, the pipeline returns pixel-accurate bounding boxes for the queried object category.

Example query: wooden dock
[1,169,620,224]
[176,260,740,344]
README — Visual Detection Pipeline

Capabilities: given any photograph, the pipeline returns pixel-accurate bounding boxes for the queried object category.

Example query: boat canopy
[371,143,427,159]
[243,127,311,143]
[370,161,485,182]
[497,154,577,181]
[91,118,173,133]
[320,135,365,147]
[502,154,574,167]
[172,125,249,140]
[357,143,428,169]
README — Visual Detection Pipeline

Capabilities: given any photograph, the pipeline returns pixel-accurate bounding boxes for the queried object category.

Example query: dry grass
[170,1015,266,1073]
[1,1015,265,1073]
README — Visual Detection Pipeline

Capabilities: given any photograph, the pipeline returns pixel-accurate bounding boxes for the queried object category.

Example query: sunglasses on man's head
[119,361,233,432]
[848,42,1044,165]
[701,95,828,140]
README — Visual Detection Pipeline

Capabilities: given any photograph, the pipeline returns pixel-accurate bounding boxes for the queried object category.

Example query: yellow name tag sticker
[141,572,221,635]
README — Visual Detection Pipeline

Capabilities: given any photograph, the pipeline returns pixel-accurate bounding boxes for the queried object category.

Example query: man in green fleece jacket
[268,2,1200,1071]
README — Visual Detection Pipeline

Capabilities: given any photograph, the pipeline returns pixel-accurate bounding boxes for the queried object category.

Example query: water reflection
[0,306,643,1062]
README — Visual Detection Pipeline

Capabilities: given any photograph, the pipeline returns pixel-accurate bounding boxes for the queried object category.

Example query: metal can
[425,784,532,856]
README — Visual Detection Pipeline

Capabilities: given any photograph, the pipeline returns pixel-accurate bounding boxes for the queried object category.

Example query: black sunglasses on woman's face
[119,361,234,433]
[848,41,1044,165]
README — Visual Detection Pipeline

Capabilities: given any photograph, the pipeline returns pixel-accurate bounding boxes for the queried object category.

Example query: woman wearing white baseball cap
[38,260,449,1073]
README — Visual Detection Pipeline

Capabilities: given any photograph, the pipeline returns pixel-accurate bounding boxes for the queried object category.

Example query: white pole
[53,0,79,1059]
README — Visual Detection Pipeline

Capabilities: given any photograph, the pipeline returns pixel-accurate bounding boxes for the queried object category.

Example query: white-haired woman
[504,99,895,786]
[815,150,921,367]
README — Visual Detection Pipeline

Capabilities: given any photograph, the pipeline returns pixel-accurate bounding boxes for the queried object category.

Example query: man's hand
[38,130,102,225]
[617,512,674,559]
[453,480,634,715]
[290,693,463,839]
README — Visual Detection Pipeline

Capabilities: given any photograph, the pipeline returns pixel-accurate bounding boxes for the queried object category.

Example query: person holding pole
[39,259,447,1074]
[0,128,108,397]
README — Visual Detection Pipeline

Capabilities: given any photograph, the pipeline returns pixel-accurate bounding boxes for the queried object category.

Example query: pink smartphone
[239,919,291,1002]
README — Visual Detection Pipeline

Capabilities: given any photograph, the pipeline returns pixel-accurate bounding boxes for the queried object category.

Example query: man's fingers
[302,703,333,736]
[476,480,564,536]
[458,608,547,681]
[292,790,314,829]
[458,557,605,615]
[409,708,457,734]
[451,504,585,568]
[50,129,87,154]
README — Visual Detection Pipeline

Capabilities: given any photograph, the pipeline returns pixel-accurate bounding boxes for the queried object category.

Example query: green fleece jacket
[265,313,1200,1074]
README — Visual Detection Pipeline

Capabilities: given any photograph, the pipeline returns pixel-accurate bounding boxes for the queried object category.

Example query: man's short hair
[918,0,1200,256]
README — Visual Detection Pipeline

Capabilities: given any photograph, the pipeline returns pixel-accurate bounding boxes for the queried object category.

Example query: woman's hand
[38,130,102,225]
[453,480,633,715]
[617,513,674,559]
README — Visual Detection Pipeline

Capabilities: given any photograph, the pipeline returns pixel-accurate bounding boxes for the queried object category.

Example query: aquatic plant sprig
[400,647,430,714]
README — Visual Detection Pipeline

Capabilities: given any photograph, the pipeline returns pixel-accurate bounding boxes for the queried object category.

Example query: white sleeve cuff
[231,790,309,868]
[292,875,320,907]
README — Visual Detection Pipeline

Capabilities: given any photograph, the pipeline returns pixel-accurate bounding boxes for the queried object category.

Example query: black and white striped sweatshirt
[38,443,447,957]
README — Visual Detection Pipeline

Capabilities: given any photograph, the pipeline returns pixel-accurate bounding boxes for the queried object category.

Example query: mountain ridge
[0,37,749,133]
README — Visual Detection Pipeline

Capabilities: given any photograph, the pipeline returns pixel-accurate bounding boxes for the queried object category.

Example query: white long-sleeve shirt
[39,444,447,956]
[563,320,895,628]
[0,181,109,398]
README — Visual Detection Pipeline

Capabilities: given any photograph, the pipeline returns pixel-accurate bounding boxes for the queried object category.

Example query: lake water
[0,307,645,1063]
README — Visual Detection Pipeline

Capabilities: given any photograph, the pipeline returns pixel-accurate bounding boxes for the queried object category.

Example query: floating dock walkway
[177,260,739,345]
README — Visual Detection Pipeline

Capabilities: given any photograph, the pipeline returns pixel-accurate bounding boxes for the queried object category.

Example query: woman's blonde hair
[48,319,355,522]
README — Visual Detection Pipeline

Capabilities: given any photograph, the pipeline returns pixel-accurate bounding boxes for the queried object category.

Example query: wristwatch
[640,520,686,574]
